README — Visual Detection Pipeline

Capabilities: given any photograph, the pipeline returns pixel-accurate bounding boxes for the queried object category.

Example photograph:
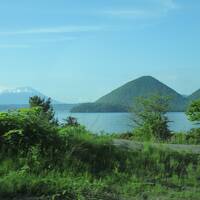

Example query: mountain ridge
[96,76,185,107]
[71,76,196,113]
[188,89,200,102]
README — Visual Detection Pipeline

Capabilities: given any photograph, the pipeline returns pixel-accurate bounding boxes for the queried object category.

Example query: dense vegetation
[130,95,171,141]
[1,96,200,199]
[72,76,200,113]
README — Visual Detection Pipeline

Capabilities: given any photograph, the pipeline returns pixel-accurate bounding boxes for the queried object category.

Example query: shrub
[186,128,200,144]
[170,133,187,144]
[0,107,58,154]
[29,96,57,124]
[170,129,200,145]
[186,99,200,123]
[130,95,172,141]
[62,116,80,127]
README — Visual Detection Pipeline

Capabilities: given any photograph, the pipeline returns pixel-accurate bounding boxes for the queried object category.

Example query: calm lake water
[0,105,198,134]
[55,111,199,134]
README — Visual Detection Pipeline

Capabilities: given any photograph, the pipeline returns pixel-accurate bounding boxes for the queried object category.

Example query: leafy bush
[169,129,200,145]
[0,107,58,154]
[62,116,80,127]
[186,128,200,144]
[170,132,187,144]
[29,96,57,124]
[130,95,172,141]
[186,99,200,123]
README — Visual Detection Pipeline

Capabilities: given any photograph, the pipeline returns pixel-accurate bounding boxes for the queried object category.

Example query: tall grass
[1,126,200,199]
[1,108,200,199]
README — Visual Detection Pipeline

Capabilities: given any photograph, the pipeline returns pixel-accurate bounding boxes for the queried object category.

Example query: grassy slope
[113,139,200,154]
[1,134,200,200]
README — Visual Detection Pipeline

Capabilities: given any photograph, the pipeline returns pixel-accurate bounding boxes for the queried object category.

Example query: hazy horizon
[0,0,200,103]
[0,75,198,104]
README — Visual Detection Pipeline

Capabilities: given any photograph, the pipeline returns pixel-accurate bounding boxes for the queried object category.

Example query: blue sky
[0,0,200,103]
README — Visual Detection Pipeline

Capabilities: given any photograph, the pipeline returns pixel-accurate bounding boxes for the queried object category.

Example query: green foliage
[1,141,200,199]
[186,128,200,144]
[1,99,200,199]
[3,130,24,148]
[0,107,58,154]
[131,95,172,141]
[170,132,188,144]
[62,116,80,127]
[29,96,57,124]
[186,99,200,123]
[169,129,200,145]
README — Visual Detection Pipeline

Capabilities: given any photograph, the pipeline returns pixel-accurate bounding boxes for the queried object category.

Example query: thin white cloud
[0,85,11,92]
[32,36,77,43]
[0,44,30,48]
[0,37,80,48]
[159,0,178,10]
[0,25,104,36]
[102,0,179,19]
[103,9,153,18]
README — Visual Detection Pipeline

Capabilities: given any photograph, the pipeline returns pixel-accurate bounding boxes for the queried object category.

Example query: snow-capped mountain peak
[1,87,36,94]
[0,87,61,104]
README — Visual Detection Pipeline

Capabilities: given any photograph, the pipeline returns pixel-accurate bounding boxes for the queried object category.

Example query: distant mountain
[96,76,187,110]
[71,103,126,113]
[72,76,188,113]
[0,87,60,105]
[188,89,200,102]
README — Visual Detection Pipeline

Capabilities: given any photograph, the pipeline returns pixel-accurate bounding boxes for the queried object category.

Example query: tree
[131,95,171,141]
[186,99,200,124]
[63,116,79,127]
[29,96,56,124]
[0,107,57,153]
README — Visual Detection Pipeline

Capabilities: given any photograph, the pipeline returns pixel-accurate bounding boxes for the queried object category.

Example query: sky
[0,0,200,103]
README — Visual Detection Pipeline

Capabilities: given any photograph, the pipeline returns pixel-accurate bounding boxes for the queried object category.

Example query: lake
[55,111,199,134]
[0,105,198,134]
